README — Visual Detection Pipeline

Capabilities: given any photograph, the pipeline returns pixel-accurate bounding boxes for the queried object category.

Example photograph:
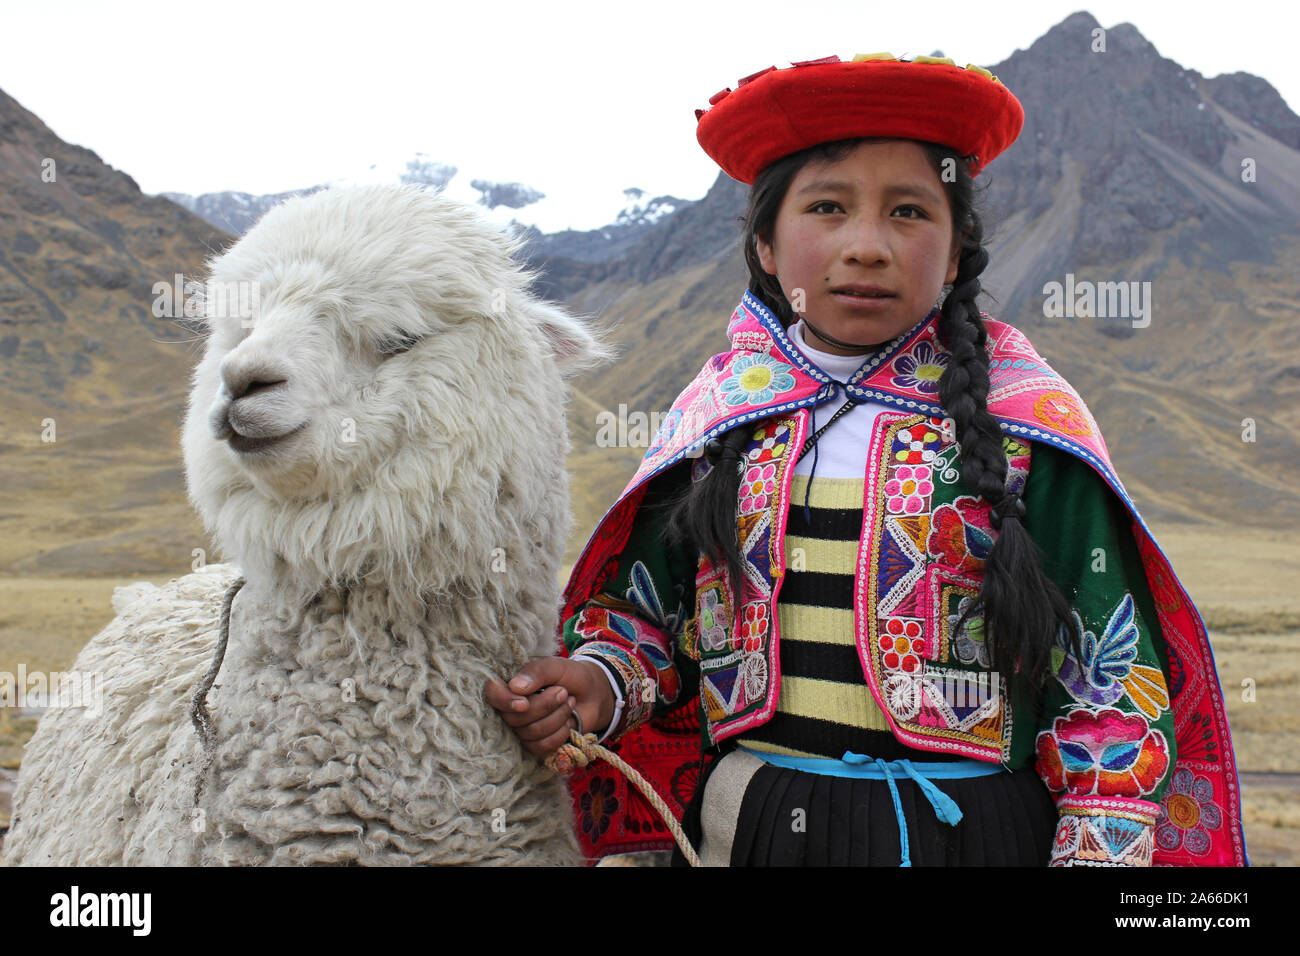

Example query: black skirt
[673,744,1059,867]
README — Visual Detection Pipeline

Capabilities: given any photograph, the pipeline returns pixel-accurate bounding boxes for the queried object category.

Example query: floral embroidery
[884,672,923,719]
[747,422,791,464]
[949,596,990,666]
[1049,799,1158,866]
[579,776,619,840]
[927,496,994,573]
[1033,390,1091,436]
[697,585,729,652]
[721,355,796,407]
[1036,707,1170,797]
[890,423,943,464]
[1003,436,1031,495]
[890,341,949,394]
[879,618,924,673]
[740,652,768,702]
[1155,768,1222,856]
[740,462,778,514]
[885,464,933,515]
[737,603,768,653]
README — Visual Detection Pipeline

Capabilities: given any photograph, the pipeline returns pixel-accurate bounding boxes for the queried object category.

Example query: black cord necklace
[795,395,859,464]
[800,314,886,354]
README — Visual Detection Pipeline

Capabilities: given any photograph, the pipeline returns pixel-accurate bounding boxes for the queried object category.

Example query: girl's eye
[893,205,926,219]
[810,201,842,214]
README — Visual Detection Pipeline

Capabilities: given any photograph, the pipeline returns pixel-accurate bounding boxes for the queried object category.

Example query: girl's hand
[484,656,615,757]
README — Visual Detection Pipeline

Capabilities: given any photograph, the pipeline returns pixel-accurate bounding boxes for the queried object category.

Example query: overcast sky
[2,0,1296,231]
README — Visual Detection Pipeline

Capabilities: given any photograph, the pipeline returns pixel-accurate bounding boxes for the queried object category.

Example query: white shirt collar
[788,320,877,381]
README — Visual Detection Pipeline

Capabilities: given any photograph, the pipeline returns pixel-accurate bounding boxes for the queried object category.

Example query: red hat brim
[696,56,1024,183]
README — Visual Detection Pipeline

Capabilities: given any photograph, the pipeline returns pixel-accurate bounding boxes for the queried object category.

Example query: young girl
[485,53,1246,866]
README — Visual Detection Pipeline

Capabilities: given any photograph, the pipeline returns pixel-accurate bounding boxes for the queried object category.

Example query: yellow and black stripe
[736,473,962,761]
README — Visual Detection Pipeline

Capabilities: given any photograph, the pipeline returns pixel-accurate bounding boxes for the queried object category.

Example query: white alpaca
[3,185,611,865]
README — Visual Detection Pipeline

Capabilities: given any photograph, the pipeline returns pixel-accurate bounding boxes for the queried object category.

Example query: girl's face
[756,139,961,354]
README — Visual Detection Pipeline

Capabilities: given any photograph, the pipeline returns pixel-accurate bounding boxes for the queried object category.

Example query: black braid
[937,207,1082,702]
[662,424,752,614]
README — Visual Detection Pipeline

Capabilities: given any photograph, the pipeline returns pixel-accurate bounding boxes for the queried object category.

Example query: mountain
[0,85,235,574]
[1,9,1298,581]
[160,187,323,235]
[162,161,694,277]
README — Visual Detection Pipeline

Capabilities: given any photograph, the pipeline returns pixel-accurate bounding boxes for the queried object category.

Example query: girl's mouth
[831,290,896,307]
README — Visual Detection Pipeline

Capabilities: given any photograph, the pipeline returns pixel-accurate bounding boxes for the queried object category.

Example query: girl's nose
[841,217,891,265]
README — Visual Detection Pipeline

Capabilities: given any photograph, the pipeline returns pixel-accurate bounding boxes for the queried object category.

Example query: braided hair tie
[704,436,745,473]
[989,492,1026,530]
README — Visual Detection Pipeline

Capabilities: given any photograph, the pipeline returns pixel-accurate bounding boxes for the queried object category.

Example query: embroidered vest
[682,409,1029,762]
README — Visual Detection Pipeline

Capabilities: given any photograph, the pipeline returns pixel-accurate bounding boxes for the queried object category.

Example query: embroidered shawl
[560,289,1247,867]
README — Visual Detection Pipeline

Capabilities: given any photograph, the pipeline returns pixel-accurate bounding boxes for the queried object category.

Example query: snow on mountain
[160,152,694,244]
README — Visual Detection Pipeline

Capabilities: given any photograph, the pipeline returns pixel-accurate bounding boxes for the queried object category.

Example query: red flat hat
[696,54,1024,183]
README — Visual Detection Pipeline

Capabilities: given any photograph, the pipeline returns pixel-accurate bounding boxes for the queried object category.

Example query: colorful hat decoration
[695,53,1025,183]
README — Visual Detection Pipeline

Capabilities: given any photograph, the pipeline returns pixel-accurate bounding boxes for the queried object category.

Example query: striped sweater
[736,322,964,762]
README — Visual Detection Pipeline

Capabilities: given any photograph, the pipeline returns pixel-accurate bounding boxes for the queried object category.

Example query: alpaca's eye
[375,330,422,357]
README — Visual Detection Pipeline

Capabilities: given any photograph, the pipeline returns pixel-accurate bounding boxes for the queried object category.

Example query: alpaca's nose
[221,355,289,402]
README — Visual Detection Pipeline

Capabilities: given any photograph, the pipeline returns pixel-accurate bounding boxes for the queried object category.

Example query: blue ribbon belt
[736,745,1005,867]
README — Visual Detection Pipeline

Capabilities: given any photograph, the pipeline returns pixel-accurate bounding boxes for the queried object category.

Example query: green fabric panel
[1019,441,1178,804]
[562,462,702,718]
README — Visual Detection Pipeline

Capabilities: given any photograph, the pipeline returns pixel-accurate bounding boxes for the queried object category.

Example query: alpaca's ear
[528,299,617,373]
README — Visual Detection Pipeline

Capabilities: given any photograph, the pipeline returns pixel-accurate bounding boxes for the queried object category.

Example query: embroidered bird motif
[1052,592,1171,718]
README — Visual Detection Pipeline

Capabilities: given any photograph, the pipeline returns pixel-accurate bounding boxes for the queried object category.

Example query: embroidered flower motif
[1035,707,1170,797]
[721,355,797,407]
[1155,767,1222,856]
[740,652,768,704]
[891,341,949,394]
[891,424,942,465]
[927,496,994,573]
[747,422,791,464]
[1002,436,1032,495]
[1053,813,1082,859]
[698,586,729,652]
[878,618,924,673]
[579,776,619,840]
[884,672,923,719]
[737,603,768,653]
[1033,390,1092,436]
[740,462,778,514]
[949,596,990,666]
[884,464,933,515]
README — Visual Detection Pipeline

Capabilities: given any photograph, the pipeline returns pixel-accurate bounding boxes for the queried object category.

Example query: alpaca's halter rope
[190,576,245,809]
[545,728,701,867]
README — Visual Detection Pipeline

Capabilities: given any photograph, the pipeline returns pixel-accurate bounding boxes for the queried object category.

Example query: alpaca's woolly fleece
[3,184,609,865]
